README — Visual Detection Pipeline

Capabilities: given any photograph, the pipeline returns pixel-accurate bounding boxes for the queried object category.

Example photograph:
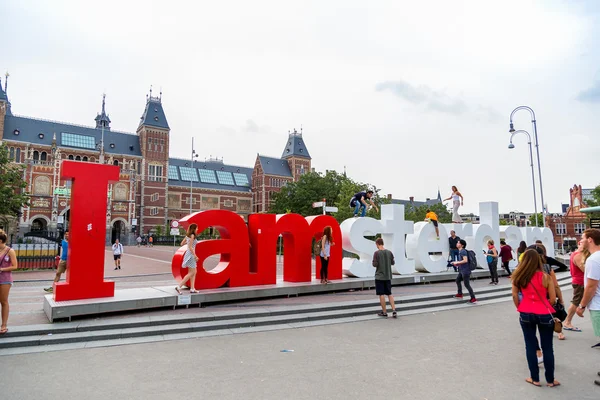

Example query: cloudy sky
[2,0,599,214]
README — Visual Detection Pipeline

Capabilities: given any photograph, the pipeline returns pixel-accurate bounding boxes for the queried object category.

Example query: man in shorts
[575,229,600,386]
[372,238,397,318]
[425,209,439,240]
[44,231,69,293]
[563,246,585,331]
[112,238,123,270]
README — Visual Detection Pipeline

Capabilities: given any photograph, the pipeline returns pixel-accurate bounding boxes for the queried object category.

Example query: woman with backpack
[486,239,499,285]
[319,226,334,284]
[511,248,560,388]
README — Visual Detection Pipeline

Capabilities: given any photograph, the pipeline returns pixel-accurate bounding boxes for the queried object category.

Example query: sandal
[190,290,198,294]
[563,326,581,332]
[175,287,182,295]
[377,312,388,317]
[558,333,566,340]
[525,378,541,387]
[0,328,8,335]
[547,381,560,387]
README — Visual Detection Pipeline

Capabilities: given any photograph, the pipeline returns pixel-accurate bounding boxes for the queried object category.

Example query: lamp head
[508,143,515,149]
[509,122,515,133]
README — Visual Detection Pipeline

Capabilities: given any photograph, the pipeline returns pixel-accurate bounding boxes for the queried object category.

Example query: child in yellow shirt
[425,209,439,240]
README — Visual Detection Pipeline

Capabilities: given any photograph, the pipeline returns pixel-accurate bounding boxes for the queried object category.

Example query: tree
[499,219,509,226]
[270,171,348,216]
[0,143,29,217]
[528,213,544,227]
[404,203,452,224]
[584,184,600,226]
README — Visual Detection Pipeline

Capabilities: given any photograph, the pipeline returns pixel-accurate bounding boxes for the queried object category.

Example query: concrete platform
[43,269,503,322]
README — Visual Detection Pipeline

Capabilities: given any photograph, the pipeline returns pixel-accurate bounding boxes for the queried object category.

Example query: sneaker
[436,237,440,240]
[353,215,359,218]
[43,287,53,293]
[453,294,463,299]
[494,282,499,285]
[489,282,495,285]
[592,342,600,349]
[469,298,477,304]
[114,267,118,270]
[538,356,544,364]
[595,380,600,386]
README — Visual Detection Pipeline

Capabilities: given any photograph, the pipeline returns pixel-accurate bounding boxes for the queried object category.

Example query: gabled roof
[139,96,169,130]
[391,197,441,209]
[281,130,311,159]
[258,155,293,177]
[3,115,142,156]
[168,157,253,193]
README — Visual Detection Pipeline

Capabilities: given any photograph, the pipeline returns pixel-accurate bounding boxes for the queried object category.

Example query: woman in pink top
[511,249,559,388]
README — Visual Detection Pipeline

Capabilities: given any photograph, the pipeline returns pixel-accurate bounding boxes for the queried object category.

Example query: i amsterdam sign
[53,161,555,301]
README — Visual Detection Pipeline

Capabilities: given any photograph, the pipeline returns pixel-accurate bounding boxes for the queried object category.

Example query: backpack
[313,239,322,256]
[466,250,478,271]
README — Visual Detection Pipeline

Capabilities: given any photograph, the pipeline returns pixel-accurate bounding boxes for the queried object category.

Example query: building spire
[4,72,9,96]
[95,92,111,130]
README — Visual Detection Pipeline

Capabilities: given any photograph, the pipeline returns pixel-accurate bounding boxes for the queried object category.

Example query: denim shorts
[0,282,13,286]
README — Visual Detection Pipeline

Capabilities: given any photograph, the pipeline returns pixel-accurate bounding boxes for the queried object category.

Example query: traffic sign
[325,206,338,213]
[171,220,179,228]
[312,201,324,208]
[170,228,180,236]
[591,218,600,229]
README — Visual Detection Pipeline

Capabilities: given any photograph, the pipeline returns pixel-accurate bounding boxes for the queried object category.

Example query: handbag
[531,281,562,333]
[553,301,567,322]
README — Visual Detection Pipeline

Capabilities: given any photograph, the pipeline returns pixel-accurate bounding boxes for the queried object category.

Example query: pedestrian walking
[511,248,560,388]
[448,230,460,272]
[443,186,463,223]
[112,239,123,270]
[517,241,527,262]
[349,190,378,218]
[372,238,397,318]
[425,209,440,240]
[148,236,154,247]
[563,240,589,332]
[499,240,514,277]
[486,239,499,285]
[0,229,18,335]
[452,239,477,303]
[44,231,69,293]
[136,236,142,247]
[319,226,334,284]
[576,229,600,352]
[176,224,200,294]
[532,244,566,340]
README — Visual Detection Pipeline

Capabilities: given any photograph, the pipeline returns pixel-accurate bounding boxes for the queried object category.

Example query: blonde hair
[487,239,494,246]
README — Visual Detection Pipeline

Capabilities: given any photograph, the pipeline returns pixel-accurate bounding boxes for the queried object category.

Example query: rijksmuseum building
[0,77,311,243]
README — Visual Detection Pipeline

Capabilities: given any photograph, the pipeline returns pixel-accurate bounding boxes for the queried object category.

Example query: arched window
[33,151,40,161]
[82,156,88,162]
[68,155,74,160]
[75,155,81,161]
[40,152,47,161]
[9,147,14,160]
[113,160,119,166]
[15,148,21,163]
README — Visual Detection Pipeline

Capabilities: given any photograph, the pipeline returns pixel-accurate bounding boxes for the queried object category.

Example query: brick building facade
[546,184,589,252]
[0,77,311,243]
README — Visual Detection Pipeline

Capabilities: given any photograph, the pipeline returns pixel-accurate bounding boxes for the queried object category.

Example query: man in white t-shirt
[575,228,600,387]
[112,239,124,270]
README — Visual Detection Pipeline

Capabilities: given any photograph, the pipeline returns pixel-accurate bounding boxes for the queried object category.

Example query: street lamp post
[189,137,198,215]
[508,130,538,227]
[509,106,546,227]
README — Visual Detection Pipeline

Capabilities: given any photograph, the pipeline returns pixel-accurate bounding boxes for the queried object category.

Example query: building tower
[136,87,170,234]
[0,74,9,141]
[281,128,311,182]
[95,94,111,130]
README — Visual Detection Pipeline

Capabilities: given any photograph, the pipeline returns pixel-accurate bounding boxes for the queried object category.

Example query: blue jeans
[354,202,367,217]
[519,312,555,383]
[450,249,460,272]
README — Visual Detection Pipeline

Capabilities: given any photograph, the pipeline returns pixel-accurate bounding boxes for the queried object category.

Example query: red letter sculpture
[172,210,250,289]
[53,161,120,301]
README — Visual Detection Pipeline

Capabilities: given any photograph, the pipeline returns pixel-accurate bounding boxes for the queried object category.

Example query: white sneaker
[537,356,543,364]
